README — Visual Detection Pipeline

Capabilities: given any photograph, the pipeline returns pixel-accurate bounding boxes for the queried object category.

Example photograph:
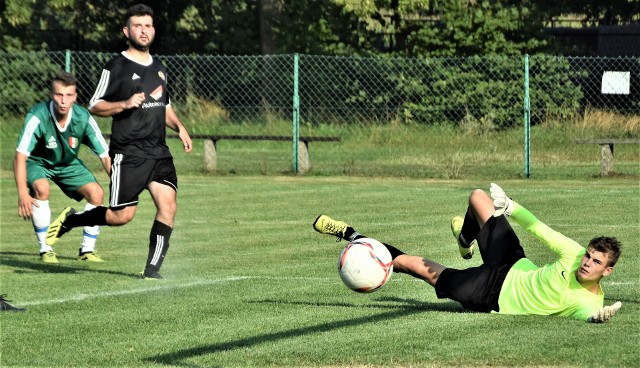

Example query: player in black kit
[46,3,193,279]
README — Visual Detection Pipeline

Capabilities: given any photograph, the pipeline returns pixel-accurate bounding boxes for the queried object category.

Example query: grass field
[0,173,638,367]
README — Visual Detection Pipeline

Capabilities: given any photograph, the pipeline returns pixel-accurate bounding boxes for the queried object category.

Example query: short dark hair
[588,236,622,267]
[125,3,154,26]
[52,71,77,88]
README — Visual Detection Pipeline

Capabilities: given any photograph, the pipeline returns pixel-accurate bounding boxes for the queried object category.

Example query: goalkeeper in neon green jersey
[13,71,110,264]
[313,183,622,323]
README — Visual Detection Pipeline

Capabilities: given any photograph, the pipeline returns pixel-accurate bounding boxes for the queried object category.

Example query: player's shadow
[144,297,463,366]
[0,251,136,278]
[248,296,465,313]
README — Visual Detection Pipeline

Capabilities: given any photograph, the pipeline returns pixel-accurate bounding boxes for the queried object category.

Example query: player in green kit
[313,183,623,323]
[14,71,110,263]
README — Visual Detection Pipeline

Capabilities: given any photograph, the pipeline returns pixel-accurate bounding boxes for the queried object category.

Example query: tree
[406,1,549,57]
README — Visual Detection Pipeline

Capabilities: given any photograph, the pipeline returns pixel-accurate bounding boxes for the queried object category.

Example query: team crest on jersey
[158,71,165,81]
[68,136,79,149]
[46,136,58,149]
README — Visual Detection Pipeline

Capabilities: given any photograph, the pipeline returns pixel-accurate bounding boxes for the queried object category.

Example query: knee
[160,201,177,218]
[31,181,50,200]
[85,188,104,206]
[468,189,488,205]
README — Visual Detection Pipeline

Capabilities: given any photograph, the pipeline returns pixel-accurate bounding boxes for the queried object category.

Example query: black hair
[588,236,622,266]
[125,3,154,26]
[52,71,77,87]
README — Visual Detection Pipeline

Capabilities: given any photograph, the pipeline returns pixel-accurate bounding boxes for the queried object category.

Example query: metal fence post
[523,54,531,178]
[65,50,71,73]
[292,53,300,173]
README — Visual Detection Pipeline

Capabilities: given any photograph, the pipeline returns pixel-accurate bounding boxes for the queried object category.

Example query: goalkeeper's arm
[488,183,584,259]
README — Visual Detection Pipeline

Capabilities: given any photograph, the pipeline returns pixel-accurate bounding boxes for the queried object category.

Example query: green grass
[1,174,638,367]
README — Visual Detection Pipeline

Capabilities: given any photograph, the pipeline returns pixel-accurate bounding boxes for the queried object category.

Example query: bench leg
[600,143,614,176]
[298,141,310,174]
[204,139,218,172]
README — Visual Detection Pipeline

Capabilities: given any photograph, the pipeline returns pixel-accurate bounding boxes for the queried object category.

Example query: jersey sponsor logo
[69,136,79,149]
[132,73,141,80]
[150,85,163,100]
[141,101,165,109]
[46,136,58,149]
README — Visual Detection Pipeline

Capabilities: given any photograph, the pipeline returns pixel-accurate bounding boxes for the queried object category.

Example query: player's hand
[490,182,514,217]
[125,92,146,109]
[179,130,192,152]
[17,194,37,220]
[587,301,622,323]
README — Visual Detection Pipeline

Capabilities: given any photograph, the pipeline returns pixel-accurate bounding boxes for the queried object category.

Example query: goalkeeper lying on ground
[313,183,622,323]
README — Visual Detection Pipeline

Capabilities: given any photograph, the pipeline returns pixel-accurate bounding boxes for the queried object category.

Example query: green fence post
[292,53,300,173]
[523,54,531,178]
[65,50,71,73]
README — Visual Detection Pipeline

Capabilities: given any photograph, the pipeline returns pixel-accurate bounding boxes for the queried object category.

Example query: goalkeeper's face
[577,248,613,283]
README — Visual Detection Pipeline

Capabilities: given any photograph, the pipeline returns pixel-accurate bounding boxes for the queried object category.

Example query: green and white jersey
[16,101,108,166]
[498,203,604,321]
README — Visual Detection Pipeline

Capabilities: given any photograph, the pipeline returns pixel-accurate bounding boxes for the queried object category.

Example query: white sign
[601,71,630,94]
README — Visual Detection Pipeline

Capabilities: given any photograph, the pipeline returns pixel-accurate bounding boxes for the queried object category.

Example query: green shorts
[27,159,98,201]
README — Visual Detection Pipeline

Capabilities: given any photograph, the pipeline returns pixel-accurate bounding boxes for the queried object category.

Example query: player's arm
[88,69,145,117]
[490,183,583,259]
[89,95,145,117]
[13,152,37,220]
[166,105,192,152]
[84,116,111,176]
[100,156,111,176]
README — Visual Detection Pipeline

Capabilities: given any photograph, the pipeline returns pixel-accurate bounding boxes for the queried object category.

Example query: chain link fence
[1,51,638,178]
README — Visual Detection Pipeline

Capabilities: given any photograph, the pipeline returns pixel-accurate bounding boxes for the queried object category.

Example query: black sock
[145,220,172,274]
[459,208,480,248]
[382,242,405,260]
[64,206,108,228]
[344,227,358,241]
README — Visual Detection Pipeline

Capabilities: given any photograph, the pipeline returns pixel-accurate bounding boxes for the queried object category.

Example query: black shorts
[109,153,178,209]
[434,215,525,313]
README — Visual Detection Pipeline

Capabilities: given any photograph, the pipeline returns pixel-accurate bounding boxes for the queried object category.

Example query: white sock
[80,203,100,254]
[32,199,52,253]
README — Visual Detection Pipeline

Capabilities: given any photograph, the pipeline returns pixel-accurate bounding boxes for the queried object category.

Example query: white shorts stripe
[110,154,122,207]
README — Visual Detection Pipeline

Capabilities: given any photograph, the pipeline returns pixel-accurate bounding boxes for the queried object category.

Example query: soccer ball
[338,238,393,293]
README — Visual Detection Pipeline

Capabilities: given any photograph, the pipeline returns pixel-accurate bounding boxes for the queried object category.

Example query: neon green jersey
[497,203,603,321]
[16,101,108,166]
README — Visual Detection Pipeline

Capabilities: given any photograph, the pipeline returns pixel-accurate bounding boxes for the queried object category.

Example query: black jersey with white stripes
[90,52,172,159]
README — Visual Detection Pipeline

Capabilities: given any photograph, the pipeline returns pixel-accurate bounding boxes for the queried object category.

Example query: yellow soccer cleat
[77,251,105,262]
[313,215,348,241]
[40,251,59,263]
[45,207,76,246]
[451,216,475,260]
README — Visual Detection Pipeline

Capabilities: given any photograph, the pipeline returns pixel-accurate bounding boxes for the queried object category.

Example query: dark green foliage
[0,51,63,118]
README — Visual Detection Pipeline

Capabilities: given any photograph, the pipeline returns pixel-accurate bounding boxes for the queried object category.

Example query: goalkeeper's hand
[489,183,514,217]
[587,301,622,323]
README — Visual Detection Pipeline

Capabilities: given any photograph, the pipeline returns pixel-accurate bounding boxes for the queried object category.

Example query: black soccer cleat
[0,294,26,312]
[139,270,164,280]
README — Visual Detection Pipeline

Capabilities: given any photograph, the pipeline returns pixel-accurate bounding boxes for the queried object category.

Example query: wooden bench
[574,138,640,176]
[103,133,341,174]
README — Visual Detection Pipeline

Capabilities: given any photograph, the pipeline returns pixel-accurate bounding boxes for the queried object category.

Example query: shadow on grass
[144,297,464,366]
[248,295,465,313]
[0,251,137,278]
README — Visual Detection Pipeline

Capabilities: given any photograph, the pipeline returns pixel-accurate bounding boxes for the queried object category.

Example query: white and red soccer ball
[338,238,393,293]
